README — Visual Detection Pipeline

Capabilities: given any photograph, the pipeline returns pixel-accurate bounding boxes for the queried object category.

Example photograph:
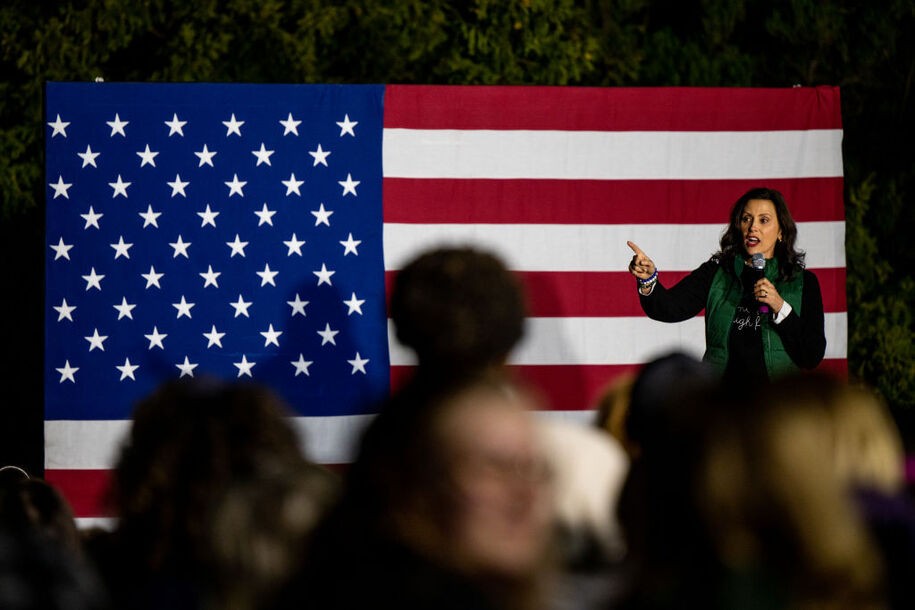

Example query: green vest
[704,257,804,378]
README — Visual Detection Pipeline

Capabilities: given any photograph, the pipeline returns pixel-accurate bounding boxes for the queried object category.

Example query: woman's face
[740,198,782,259]
[441,389,554,576]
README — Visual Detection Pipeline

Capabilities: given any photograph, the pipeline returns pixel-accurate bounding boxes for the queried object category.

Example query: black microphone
[749,253,769,314]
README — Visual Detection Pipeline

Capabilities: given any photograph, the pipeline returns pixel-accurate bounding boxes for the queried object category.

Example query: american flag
[45,84,846,523]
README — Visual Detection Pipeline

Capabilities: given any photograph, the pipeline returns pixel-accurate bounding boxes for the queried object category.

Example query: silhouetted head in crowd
[0,476,81,557]
[0,529,109,610]
[112,378,306,564]
[615,352,723,607]
[390,246,527,377]
[624,351,719,457]
[98,377,332,610]
[0,469,106,610]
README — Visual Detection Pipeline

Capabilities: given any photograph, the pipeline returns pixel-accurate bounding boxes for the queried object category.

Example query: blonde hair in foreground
[829,384,904,494]
[699,375,889,610]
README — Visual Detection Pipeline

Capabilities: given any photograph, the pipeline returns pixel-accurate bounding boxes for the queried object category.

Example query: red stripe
[386,268,847,317]
[525,361,850,408]
[816,358,848,378]
[394,359,849,413]
[382,177,844,225]
[44,469,113,519]
[391,364,638,411]
[815,267,848,314]
[520,268,847,316]
[385,85,842,131]
[509,364,639,411]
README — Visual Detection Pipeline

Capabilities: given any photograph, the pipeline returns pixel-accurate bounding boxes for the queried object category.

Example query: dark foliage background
[2,0,913,472]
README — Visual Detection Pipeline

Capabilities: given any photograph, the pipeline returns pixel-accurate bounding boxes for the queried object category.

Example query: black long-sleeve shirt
[638,259,827,382]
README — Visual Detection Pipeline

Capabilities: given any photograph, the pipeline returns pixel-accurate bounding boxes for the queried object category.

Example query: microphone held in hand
[750,253,769,314]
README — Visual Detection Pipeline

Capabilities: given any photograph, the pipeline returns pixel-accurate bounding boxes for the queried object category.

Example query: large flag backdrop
[44,83,846,523]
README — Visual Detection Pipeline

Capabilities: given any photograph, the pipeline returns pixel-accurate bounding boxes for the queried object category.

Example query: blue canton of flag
[45,83,390,420]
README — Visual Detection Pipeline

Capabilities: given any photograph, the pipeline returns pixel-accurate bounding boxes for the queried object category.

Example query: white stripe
[388,313,847,366]
[76,517,117,531]
[45,415,375,470]
[44,420,128,470]
[383,129,844,180]
[291,415,374,464]
[383,222,846,271]
[50,412,598,481]
[534,410,597,426]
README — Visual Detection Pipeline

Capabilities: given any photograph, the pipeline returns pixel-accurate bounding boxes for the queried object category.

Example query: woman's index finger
[626,241,644,256]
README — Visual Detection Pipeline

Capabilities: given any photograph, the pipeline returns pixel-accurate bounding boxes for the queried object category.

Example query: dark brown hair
[110,378,306,573]
[390,246,527,375]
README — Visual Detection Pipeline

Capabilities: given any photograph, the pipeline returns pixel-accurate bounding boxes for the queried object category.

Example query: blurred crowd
[3,246,913,610]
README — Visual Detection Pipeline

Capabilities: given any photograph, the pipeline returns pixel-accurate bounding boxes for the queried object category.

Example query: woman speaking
[627,187,826,385]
